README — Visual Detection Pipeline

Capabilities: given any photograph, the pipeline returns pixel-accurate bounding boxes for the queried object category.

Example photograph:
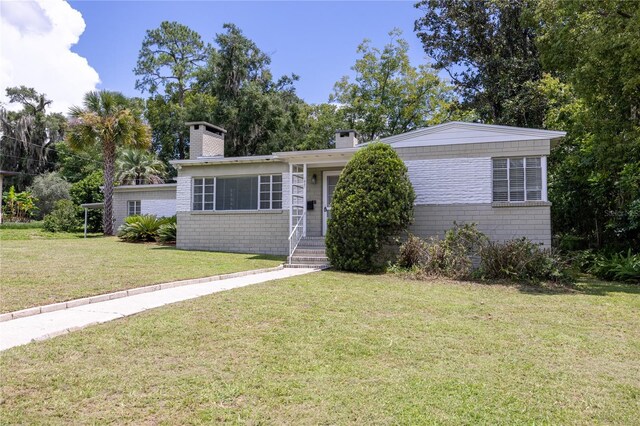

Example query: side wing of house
[112,184,177,232]
[174,161,291,255]
[386,122,565,247]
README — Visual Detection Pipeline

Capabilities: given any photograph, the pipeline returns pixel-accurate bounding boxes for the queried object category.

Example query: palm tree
[116,148,166,185]
[67,91,151,235]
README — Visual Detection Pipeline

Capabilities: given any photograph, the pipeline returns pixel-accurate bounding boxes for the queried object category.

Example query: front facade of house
[114,121,564,258]
[158,121,562,258]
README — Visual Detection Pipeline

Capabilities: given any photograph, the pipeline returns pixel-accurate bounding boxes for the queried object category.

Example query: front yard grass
[1,272,638,424]
[0,228,284,312]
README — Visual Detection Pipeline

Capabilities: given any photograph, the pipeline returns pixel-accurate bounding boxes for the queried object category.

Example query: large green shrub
[117,214,172,242]
[28,172,71,219]
[326,142,415,272]
[70,171,104,233]
[43,200,81,232]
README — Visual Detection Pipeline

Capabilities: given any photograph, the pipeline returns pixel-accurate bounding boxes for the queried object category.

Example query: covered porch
[277,149,356,262]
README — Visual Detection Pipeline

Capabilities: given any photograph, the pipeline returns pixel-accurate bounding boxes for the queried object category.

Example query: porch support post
[303,163,307,237]
[289,162,293,241]
[84,208,88,238]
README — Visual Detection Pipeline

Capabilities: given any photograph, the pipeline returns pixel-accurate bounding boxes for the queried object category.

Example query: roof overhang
[80,202,104,209]
[113,183,177,192]
[371,121,566,148]
[170,155,279,167]
[273,147,358,165]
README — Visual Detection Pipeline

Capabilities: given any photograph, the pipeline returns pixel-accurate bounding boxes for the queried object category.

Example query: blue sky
[68,1,429,104]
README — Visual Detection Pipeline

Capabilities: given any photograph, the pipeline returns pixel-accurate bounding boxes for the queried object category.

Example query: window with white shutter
[493,157,543,202]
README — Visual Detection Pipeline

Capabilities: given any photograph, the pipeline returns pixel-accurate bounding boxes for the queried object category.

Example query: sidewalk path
[0,267,317,351]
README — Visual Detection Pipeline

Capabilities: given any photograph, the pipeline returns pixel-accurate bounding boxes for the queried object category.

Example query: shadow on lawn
[513,275,640,297]
[147,245,286,261]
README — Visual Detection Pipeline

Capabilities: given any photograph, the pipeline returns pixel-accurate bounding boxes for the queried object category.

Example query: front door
[322,171,340,235]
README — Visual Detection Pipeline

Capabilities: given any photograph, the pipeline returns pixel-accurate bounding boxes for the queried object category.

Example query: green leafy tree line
[413,0,640,249]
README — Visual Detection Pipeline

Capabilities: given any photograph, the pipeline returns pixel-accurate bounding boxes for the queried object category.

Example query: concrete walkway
[0,267,317,351]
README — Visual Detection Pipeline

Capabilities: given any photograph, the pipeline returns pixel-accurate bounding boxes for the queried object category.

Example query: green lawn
[0,228,284,313]
[1,272,638,424]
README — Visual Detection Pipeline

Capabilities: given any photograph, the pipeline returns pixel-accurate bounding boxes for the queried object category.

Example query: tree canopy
[331,29,456,141]
[415,0,544,127]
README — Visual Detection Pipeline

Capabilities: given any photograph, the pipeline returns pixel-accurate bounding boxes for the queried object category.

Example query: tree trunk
[103,140,116,235]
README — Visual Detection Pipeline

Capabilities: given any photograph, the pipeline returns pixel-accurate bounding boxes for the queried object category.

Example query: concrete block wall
[410,203,552,248]
[394,139,550,160]
[177,211,289,255]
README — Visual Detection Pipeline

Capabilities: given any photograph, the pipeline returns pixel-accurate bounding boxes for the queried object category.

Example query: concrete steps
[286,237,330,269]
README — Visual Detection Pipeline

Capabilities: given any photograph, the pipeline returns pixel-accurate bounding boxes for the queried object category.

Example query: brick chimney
[186,122,227,159]
[335,129,359,149]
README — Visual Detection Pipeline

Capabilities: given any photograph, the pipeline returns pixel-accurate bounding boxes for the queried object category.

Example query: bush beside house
[326,142,415,272]
[43,200,82,232]
[397,223,575,285]
[117,214,176,243]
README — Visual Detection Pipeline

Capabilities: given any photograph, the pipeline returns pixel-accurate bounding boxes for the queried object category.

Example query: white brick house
[113,121,565,265]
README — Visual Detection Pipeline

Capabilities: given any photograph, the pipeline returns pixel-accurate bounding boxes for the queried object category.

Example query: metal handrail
[288,211,305,260]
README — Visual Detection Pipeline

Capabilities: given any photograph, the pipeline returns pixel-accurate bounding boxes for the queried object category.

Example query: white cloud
[0,0,100,114]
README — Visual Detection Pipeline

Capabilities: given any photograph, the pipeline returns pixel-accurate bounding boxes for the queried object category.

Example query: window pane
[493,159,507,169]
[272,201,282,209]
[272,192,282,202]
[260,201,270,209]
[260,176,270,184]
[272,183,282,192]
[526,159,542,201]
[509,158,524,201]
[193,202,202,211]
[526,157,541,168]
[216,177,258,210]
[493,168,507,180]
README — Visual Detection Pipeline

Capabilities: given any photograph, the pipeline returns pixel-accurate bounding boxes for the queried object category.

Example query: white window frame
[492,156,547,203]
[259,175,283,210]
[192,177,215,211]
[192,175,284,211]
[127,200,141,216]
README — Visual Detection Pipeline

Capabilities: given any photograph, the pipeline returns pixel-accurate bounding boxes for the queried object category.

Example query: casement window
[127,200,141,216]
[493,157,544,202]
[259,175,283,210]
[192,175,283,211]
[192,178,215,211]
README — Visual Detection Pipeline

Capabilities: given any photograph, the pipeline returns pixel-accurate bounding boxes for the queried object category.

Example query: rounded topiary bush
[326,142,415,272]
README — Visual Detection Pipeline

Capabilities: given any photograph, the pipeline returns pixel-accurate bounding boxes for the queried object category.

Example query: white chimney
[186,122,226,159]
[335,129,359,149]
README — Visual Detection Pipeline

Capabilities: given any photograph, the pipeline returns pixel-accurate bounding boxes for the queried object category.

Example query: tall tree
[414,0,544,127]
[330,29,456,142]
[537,0,640,247]
[67,91,151,235]
[0,86,66,190]
[196,23,306,156]
[134,21,210,160]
